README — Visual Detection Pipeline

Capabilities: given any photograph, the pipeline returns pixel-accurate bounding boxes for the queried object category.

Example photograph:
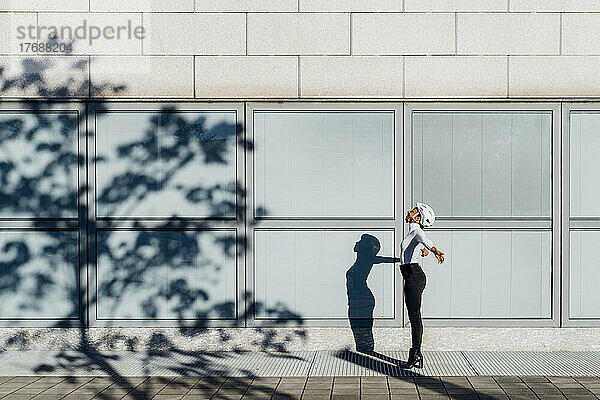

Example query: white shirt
[400,222,435,264]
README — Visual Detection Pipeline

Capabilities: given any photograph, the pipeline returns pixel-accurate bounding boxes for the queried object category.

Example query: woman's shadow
[346,234,400,355]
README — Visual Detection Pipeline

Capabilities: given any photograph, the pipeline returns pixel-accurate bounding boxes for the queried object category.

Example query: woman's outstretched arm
[416,228,445,264]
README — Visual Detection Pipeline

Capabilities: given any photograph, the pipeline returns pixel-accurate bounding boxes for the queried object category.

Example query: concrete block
[37,13,143,55]
[0,56,89,97]
[509,56,600,97]
[562,13,600,55]
[195,56,298,98]
[0,13,36,54]
[247,13,350,55]
[352,13,455,55]
[404,0,506,11]
[0,0,88,11]
[510,0,600,11]
[91,56,194,97]
[405,56,507,97]
[300,0,403,12]
[458,13,560,55]
[91,0,193,12]
[300,56,403,97]
[195,0,297,12]
[144,13,245,55]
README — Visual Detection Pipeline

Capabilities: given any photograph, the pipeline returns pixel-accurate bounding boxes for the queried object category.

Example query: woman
[400,203,445,369]
[346,234,400,353]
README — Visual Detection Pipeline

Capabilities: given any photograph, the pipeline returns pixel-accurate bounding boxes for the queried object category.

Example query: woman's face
[405,207,420,223]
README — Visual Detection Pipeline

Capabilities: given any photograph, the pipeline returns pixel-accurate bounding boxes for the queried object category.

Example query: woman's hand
[421,248,429,257]
[431,247,445,264]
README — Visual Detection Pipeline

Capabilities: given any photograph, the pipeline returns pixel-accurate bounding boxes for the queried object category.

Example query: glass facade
[0,231,78,319]
[422,230,551,319]
[95,111,237,218]
[254,229,395,319]
[89,104,242,326]
[412,110,554,321]
[0,105,82,324]
[250,106,399,327]
[412,112,551,218]
[570,231,600,319]
[570,112,600,218]
[0,101,597,327]
[97,230,237,320]
[254,111,394,218]
[0,112,79,218]
[569,111,600,320]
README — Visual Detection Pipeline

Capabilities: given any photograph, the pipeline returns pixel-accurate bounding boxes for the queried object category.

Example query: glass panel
[569,115,600,317]
[0,231,78,319]
[0,112,78,218]
[96,111,237,218]
[421,230,551,319]
[97,230,237,319]
[254,230,395,319]
[570,231,600,319]
[412,112,551,218]
[570,112,600,217]
[254,111,394,218]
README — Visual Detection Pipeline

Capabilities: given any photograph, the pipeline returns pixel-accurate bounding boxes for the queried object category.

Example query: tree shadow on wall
[0,57,306,398]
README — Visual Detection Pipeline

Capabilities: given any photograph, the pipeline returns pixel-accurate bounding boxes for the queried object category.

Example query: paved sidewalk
[0,375,599,399]
[1,350,600,399]
[1,350,600,377]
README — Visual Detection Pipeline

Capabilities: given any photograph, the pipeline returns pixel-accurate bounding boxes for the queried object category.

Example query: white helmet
[416,202,435,227]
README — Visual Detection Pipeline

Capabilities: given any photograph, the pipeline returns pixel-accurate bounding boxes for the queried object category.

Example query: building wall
[4,327,600,352]
[1,1,600,99]
[1,1,600,351]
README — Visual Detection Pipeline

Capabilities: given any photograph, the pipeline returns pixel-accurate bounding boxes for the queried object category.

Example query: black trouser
[400,263,427,351]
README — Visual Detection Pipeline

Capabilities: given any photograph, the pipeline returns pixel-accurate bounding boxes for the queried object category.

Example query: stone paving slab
[0,351,599,377]
[0,376,599,399]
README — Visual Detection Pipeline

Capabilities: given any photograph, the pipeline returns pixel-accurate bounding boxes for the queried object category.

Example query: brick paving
[0,375,598,400]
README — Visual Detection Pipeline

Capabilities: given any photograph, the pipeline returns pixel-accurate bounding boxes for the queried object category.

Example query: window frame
[562,102,600,327]
[0,101,573,329]
[0,101,87,327]
[88,102,246,328]
[246,102,404,328]
[250,103,397,221]
[404,102,561,327]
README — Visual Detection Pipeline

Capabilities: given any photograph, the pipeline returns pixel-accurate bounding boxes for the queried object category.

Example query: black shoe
[401,348,423,369]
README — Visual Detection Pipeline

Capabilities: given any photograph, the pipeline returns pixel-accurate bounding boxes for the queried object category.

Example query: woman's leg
[404,271,427,350]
